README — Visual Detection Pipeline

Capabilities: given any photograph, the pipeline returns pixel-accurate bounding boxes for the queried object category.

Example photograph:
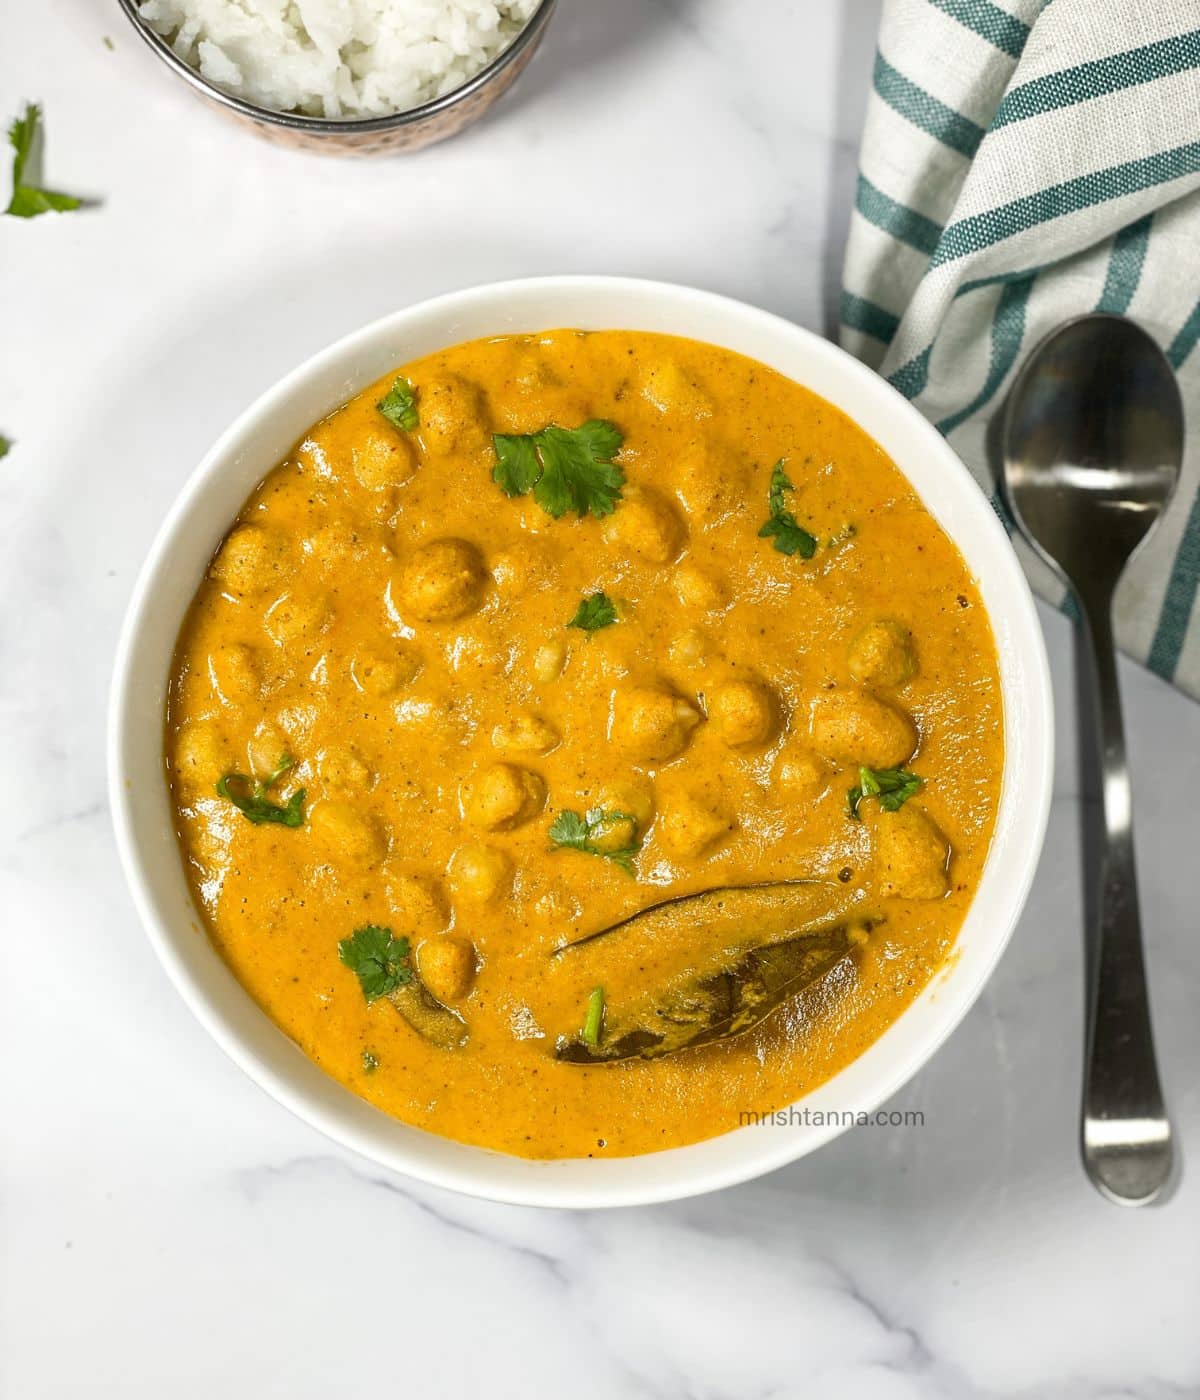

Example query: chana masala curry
[166,329,1004,1159]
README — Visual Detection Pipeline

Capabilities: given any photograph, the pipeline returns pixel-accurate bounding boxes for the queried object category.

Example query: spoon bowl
[1005,315,1183,596]
[1004,313,1183,1206]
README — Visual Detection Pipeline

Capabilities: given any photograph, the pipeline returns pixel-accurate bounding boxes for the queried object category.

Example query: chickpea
[263,590,333,647]
[639,360,715,419]
[672,561,729,611]
[610,686,701,763]
[418,373,490,457]
[208,642,261,706]
[209,525,290,596]
[774,748,830,800]
[448,843,512,904]
[450,629,507,678]
[532,637,567,683]
[352,427,418,491]
[246,722,291,780]
[674,439,751,523]
[464,763,545,831]
[492,712,559,755]
[660,794,735,859]
[873,805,949,900]
[318,746,371,792]
[848,620,917,689]
[417,936,476,1003]
[604,486,684,564]
[350,646,422,696]
[308,801,386,865]
[667,627,708,669]
[588,778,654,853]
[302,522,363,569]
[385,871,450,936]
[597,777,655,828]
[397,538,487,623]
[491,541,553,594]
[174,725,225,783]
[809,689,917,769]
[707,679,775,749]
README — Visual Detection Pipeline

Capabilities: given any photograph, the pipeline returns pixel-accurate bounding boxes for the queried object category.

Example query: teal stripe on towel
[927,0,1029,60]
[855,175,944,255]
[873,52,985,157]
[1167,297,1200,369]
[887,344,934,400]
[840,291,901,343]
[993,31,1200,128]
[936,277,1034,435]
[932,141,1200,265]
[1095,214,1153,314]
[1148,493,1200,682]
[1147,295,1200,680]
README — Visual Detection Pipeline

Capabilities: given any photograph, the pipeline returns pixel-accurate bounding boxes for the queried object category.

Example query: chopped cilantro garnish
[6,104,82,219]
[377,376,418,432]
[567,590,618,633]
[0,436,9,460]
[581,986,605,1047]
[215,753,305,827]
[758,461,817,559]
[361,1050,379,1073]
[549,808,640,875]
[493,420,624,519]
[847,766,924,820]
[338,925,413,1003]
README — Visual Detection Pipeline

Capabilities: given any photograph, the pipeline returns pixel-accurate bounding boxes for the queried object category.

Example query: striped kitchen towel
[840,0,1200,698]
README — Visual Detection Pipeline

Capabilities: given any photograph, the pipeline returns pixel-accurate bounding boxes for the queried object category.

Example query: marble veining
[2,1,1198,1395]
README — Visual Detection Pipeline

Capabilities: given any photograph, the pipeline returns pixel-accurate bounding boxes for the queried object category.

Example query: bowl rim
[114,0,557,134]
[108,275,1054,1208]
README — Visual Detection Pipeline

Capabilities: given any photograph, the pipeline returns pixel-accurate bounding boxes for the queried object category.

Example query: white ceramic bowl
[109,276,1053,1208]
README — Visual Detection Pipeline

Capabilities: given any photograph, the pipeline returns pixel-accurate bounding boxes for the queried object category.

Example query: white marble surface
[3,2,1200,1395]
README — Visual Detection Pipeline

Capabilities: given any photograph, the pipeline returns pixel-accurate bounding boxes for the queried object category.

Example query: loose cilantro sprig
[493,420,624,519]
[581,986,605,1047]
[847,766,924,820]
[377,376,418,432]
[338,926,413,1003]
[758,461,817,559]
[6,104,82,219]
[549,807,641,875]
[567,590,618,633]
[215,753,305,828]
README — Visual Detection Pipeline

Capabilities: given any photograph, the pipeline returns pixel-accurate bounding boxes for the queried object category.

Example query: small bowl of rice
[117,0,557,155]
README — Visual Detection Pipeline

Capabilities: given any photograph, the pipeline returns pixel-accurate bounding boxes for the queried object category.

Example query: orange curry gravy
[166,330,1004,1159]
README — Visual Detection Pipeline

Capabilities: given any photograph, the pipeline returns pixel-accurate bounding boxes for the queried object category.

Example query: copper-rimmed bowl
[116,0,557,155]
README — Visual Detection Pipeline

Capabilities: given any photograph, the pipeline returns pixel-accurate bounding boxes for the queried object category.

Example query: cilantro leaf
[215,753,305,827]
[361,1050,379,1073]
[493,433,542,496]
[0,436,9,460]
[377,376,418,432]
[338,925,413,1003]
[549,807,640,875]
[847,766,924,820]
[581,986,605,1047]
[758,461,817,559]
[491,420,624,519]
[567,591,618,633]
[6,104,82,219]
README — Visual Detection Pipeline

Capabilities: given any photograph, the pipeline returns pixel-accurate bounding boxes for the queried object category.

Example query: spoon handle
[1078,589,1173,1204]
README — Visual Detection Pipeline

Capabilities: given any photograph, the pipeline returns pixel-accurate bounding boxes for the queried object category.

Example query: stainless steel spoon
[1003,314,1183,1206]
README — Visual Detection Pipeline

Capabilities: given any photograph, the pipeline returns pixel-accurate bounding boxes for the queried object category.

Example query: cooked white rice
[135,0,540,119]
